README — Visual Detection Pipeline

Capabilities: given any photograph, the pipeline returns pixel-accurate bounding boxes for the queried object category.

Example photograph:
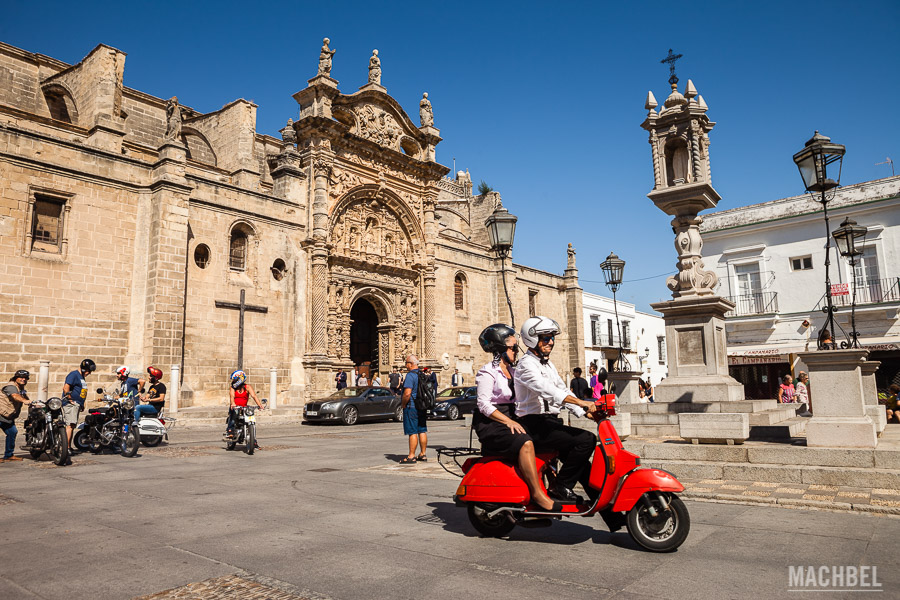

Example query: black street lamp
[600,252,631,372]
[793,131,846,349]
[832,217,868,349]
[485,205,518,328]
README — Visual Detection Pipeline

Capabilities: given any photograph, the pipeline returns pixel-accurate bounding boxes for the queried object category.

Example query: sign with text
[831,283,850,296]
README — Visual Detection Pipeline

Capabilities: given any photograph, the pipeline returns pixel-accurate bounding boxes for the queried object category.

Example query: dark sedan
[428,386,477,420]
[303,387,402,425]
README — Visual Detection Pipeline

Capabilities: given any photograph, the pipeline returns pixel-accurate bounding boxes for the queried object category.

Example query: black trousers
[520,414,597,491]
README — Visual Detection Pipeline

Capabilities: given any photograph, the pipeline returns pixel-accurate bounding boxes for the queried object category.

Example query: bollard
[169,364,180,413]
[269,367,277,410]
[38,359,50,402]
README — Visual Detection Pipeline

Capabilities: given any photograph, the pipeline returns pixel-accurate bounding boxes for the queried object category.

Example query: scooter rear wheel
[141,435,163,447]
[626,493,690,553]
[467,504,516,538]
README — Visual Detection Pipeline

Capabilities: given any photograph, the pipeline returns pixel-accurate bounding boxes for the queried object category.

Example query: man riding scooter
[134,366,165,423]
[514,316,598,503]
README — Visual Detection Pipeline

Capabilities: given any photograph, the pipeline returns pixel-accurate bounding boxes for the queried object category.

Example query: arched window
[454,273,466,311]
[229,229,248,271]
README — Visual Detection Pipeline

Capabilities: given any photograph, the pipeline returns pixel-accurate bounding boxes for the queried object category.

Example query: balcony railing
[814,277,900,310]
[589,333,631,348]
[725,291,779,317]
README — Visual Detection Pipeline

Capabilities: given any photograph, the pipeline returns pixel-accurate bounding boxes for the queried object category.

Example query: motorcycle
[73,388,140,457]
[224,401,265,455]
[134,402,174,447]
[445,391,690,552]
[22,396,69,466]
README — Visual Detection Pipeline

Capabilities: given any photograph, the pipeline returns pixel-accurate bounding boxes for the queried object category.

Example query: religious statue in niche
[363,217,379,254]
[165,96,182,141]
[318,37,336,77]
[419,92,433,127]
[348,226,359,252]
[368,49,381,85]
[332,221,345,249]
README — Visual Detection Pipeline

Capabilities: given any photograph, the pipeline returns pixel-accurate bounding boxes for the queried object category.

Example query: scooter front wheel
[626,492,690,553]
[467,504,516,538]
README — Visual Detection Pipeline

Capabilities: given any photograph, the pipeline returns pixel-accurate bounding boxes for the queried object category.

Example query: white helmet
[520,316,561,349]
[116,366,130,378]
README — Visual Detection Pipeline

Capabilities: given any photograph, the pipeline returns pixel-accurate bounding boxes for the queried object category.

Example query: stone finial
[419,92,434,127]
[697,95,708,110]
[318,37,336,77]
[368,49,381,85]
[165,96,182,141]
[645,91,658,112]
[280,118,296,143]
[684,79,697,101]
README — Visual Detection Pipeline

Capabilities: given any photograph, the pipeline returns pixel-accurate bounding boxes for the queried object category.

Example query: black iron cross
[215,288,268,370]
[661,48,683,85]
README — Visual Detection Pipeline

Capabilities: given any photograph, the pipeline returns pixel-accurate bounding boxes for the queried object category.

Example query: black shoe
[599,508,626,532]
[549,485,581,503]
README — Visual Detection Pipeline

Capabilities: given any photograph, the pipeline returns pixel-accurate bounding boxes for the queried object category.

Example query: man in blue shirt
[63,359,95,452]
[400,355,427,464]
[115,366,144,398]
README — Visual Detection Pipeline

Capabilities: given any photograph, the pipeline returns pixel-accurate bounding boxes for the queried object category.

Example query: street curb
[681,490,900,517]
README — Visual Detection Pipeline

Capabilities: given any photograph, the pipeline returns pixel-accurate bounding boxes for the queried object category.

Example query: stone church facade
[0,40,584,405]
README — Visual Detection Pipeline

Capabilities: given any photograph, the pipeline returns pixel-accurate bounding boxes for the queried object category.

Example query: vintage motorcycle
[73,388,140,457]
[224,403,263,455]
[444,391,691,553]
[22,396,69,466]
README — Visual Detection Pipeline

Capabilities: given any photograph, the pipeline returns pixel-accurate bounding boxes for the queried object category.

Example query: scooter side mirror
[96,388,104,394]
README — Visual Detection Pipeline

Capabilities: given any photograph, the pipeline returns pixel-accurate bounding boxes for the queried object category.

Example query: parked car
[303,387,402,425]
[429,386,477,420]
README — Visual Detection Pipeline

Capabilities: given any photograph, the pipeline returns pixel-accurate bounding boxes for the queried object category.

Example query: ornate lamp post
[793,131,846,349]
[485,205,518,328]
[600,252,631,372]
[832,217,868,348]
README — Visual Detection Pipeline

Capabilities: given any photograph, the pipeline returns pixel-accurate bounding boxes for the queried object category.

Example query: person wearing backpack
[400,355,428,464]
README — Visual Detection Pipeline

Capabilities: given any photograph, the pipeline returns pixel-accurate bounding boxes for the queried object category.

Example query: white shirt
[514,350,585,418]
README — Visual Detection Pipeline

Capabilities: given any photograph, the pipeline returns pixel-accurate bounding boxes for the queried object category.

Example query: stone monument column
[563,244,585,376]
[642,73,743,403]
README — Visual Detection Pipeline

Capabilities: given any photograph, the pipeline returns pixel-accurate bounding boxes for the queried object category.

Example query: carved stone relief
[353,104,402,150]
[329,198,418,268]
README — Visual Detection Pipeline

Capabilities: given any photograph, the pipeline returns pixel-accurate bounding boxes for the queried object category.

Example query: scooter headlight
[47,398,62,410]
[245,406,256,416]
[122,398,135,410]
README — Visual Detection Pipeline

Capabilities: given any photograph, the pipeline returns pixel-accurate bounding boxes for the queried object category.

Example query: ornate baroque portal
[325,185,425,371]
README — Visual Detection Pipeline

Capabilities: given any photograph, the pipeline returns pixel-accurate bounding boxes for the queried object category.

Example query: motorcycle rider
[1,370,31,462]
[474,324,557,511]
[226,370,264,444]
[134,366,166,423]
[514,316,598,503]
[115,366,144,399]
[62,359,95,453]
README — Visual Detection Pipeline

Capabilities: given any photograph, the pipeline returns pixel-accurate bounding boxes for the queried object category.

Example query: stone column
[563,244,584,375]
[860,360,885,435]
[423,267,436,361]
[169,364,180,414]
[269,367,277,410]
[377,324,393,373]
[798,349,877,448]
[37,360,50,402]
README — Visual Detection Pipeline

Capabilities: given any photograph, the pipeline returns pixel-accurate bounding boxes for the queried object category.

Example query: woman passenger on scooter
[226,370,265,442]
[474,324,558,512]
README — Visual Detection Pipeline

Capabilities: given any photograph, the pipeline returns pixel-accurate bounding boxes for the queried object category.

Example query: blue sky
[3,0,898,311]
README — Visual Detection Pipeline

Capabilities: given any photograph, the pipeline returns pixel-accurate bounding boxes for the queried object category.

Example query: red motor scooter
[451,393,690,552]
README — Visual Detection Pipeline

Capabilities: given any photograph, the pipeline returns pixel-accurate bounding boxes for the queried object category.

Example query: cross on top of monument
[661,48,683,86]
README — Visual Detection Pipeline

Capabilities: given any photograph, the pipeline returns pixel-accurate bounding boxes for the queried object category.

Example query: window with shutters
[25,189,73,258]
[454,273,466,311]
[229,230,248,271]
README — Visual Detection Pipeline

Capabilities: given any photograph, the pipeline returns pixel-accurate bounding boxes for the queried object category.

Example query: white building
[701,175,900,398]
[581,291,668,385]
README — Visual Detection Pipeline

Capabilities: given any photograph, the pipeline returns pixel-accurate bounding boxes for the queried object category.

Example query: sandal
[416,454,427,462]
[399,456,417,464]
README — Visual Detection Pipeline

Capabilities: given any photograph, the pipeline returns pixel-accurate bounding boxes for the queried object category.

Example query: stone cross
[660,48,683,85]
[215,289,268,370]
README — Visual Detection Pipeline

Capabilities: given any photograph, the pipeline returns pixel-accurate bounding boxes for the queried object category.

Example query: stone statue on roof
[368,50,381,85]
[419,93,433,127]
[318,37,336,77]
[165,96,182,141]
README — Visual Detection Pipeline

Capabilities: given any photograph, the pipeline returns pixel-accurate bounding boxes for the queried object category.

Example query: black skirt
[473,403,532,459]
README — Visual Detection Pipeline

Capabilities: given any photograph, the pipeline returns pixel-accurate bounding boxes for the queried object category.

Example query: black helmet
[478,324,517,355]
[13,369,29,381]
[80,359,96,373]
[596,367,608,384]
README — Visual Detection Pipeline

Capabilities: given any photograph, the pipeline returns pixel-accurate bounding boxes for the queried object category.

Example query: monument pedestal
[650,295,744,403]
[608,371,642,405]
[798,349,877,448]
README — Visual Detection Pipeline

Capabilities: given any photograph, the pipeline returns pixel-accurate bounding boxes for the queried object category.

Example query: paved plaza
[2,419,899,599]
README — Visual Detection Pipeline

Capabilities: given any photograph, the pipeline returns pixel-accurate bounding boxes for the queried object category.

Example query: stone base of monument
[679,413,749,445]
[620,399,806,439]
[608,371,642,405]
[806,417,878,449]
[653,375,745,404]
[564,412,630,440]
[866,405,887,436]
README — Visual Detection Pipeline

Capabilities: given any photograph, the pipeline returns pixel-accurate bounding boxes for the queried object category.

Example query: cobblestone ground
[133,574,329,600]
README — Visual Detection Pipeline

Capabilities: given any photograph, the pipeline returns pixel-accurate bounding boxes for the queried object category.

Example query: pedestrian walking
[795,371,812,417]
[335,369,347,390]
[388,367,401,395]
[400,355,427,464]
[569,367,591,400]
[1,370,31,462]
[451,368,463,386]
